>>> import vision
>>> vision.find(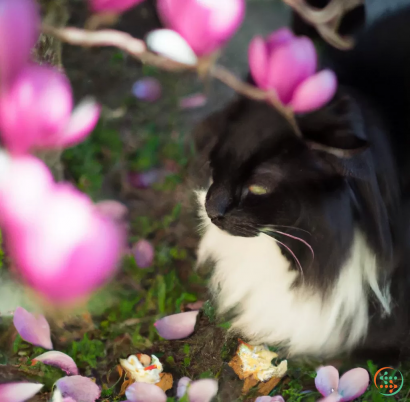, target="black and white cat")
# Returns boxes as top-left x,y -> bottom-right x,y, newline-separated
194,2 -> 410,360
